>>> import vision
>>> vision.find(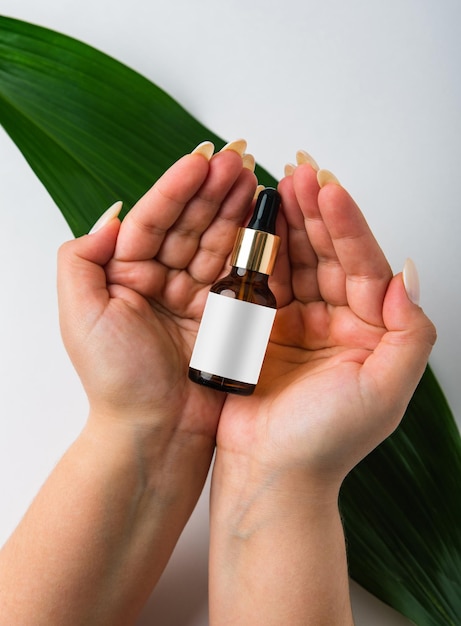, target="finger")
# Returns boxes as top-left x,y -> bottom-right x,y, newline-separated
105,166 -> 257,300
158,149 -> 255,271
186,166 -> 257,284
277,170 -> 320,304
58,219 -> 120,341
360,269 -> 437,437
114,151 -> 212,262
267,207 -> 293,307
292,164 -> 348,307
317,180 -> 392,326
